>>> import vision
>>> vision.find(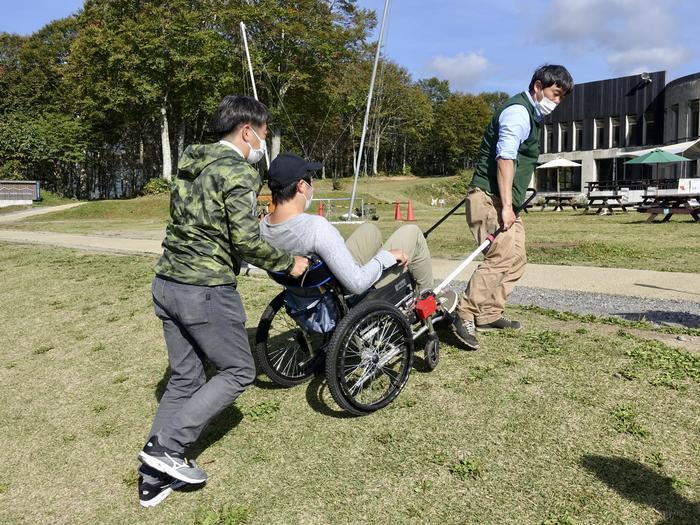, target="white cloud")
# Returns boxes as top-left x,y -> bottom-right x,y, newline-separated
427,52 -> 489,91
539,0 -> 690,75
607,47 -> 691,76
